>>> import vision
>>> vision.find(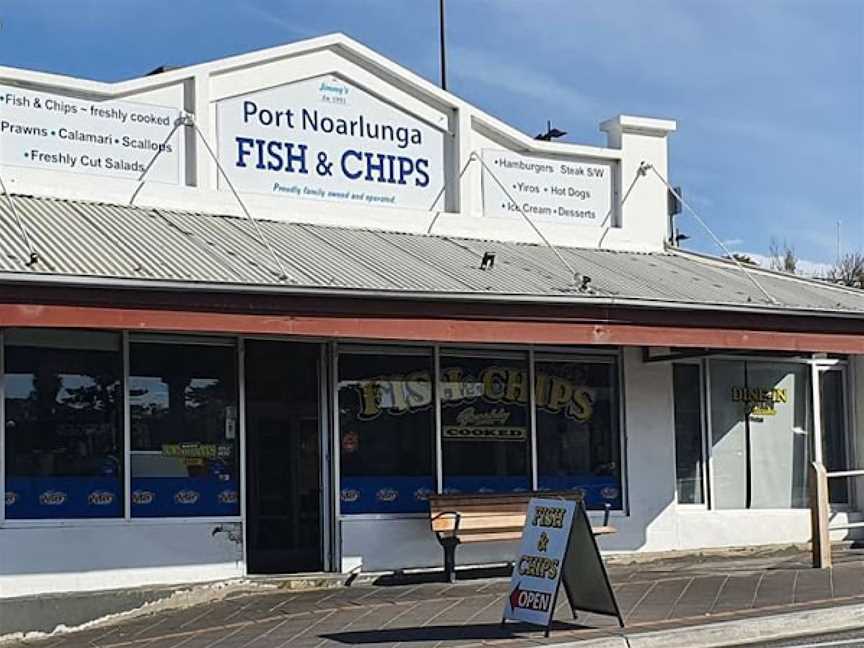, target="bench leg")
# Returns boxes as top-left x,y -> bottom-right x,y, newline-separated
441,537 -> 459,583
